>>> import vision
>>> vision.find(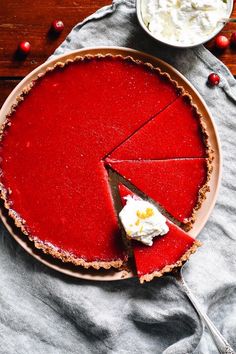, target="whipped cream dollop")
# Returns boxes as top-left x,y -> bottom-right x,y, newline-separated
141,0 -> 228,46
119,196 -> 169,246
